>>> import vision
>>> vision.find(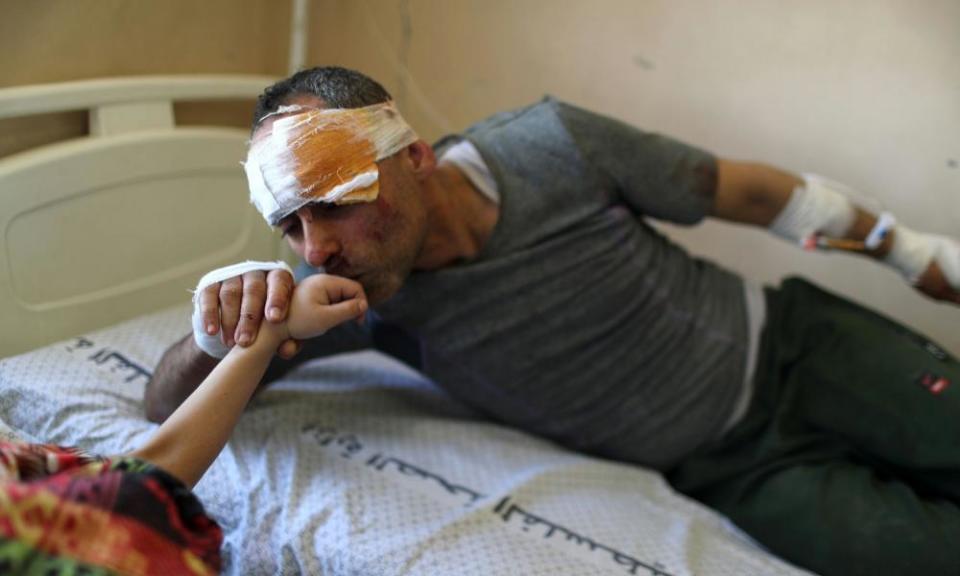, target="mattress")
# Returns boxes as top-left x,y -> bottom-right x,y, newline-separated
0,306 -> 813,575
